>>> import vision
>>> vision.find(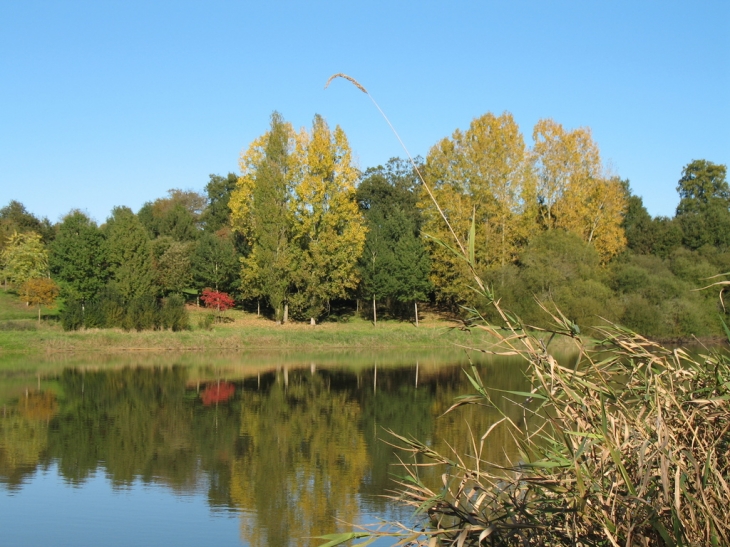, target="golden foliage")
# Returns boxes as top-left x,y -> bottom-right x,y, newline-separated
230,374 -> 369,547
22,276 -> 60,320
421,112 -> 535,306
290,116 -> 367,315
533,119 -> 627,260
